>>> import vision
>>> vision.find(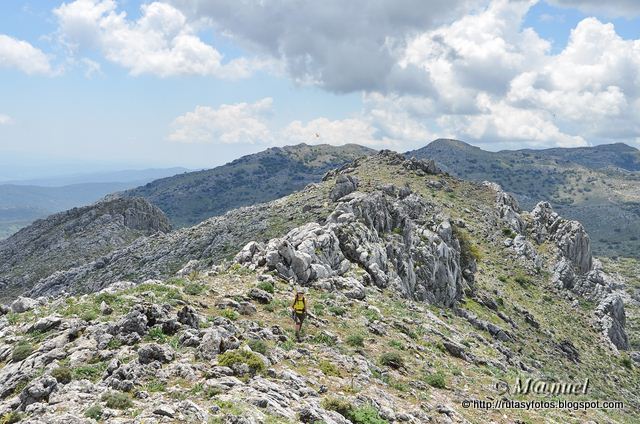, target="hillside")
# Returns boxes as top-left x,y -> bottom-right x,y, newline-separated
115,144 -> 375,228
0,198 -> 171,303
0,167 -> 187,240
0,152 -> 637,423
408,139 -> 640,258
